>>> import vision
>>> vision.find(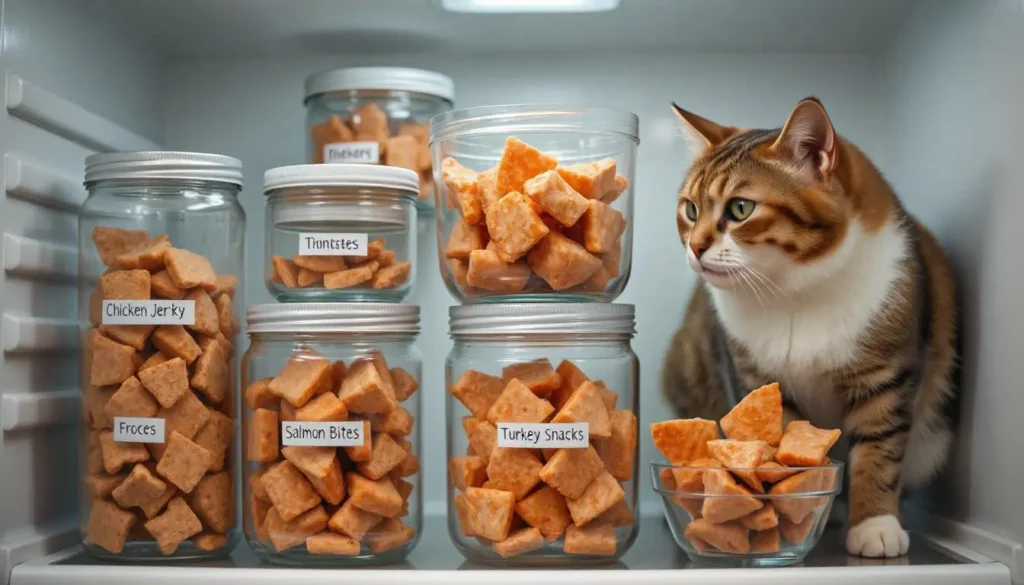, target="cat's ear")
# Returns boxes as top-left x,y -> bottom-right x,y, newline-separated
672,103 -> 737,153
772,97 -> 837,179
